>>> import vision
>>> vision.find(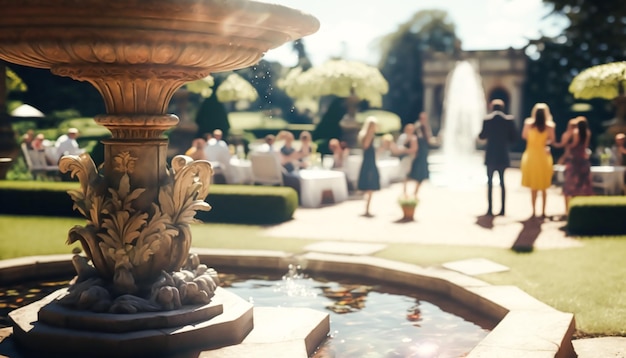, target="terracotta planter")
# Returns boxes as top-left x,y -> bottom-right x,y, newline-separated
400,204 -> 416,221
